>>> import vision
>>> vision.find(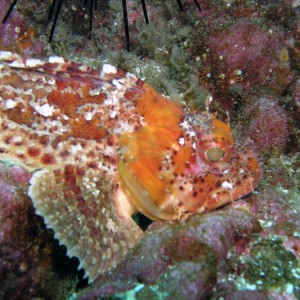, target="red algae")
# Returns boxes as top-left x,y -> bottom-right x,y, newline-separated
208,21 -> 284,85
0,0 -> 299,299
0,163 -> 78,300
0,0 -> 44,56
244,96 -> 289,152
